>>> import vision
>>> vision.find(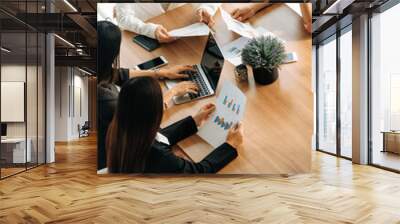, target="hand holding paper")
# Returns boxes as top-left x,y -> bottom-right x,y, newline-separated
226,122 -> 244,149
168,23 -> 210,38
198,82 -> 247,148
220,8 -> 259,39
